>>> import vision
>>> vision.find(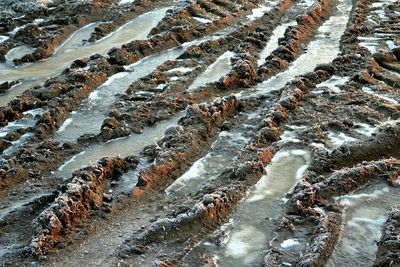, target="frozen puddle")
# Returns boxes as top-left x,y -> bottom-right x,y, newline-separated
328,131 -> 356,147
55,37 -> 213,143
0,108 -> 44,156
5,45 -> 36,62
54,116 -> 181,179
119,0 -> 135,5
165,131 -> 250,195
0,35 -> 10,44
193,17 -> 213,24
205,149 -> 311,267
188,51 -> 235,91
327,182 -> 399,266
354,122 -> 376,137
279,124 -> 307,144
359,0 -> 398,52
257,21 -> 297,67
0,8 -> 169,106
252,0 -> 352,95
362,86 -> 399,105
313,75 -> 350,94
